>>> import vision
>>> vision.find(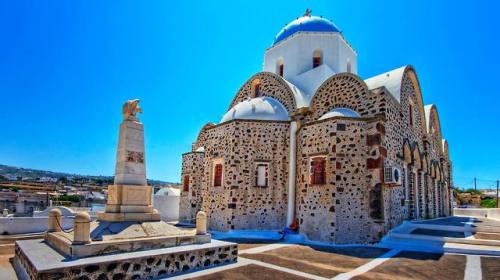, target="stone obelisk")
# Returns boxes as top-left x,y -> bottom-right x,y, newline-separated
97,99 -> 160,222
